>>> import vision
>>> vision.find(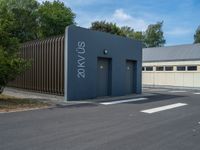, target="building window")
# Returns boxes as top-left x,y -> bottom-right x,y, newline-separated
177,66 -> 186,71
142,67 -> 145,71
165,66 -> 173,71
187,66 -> 197,71
156,66 -> 164,71
146,66 -> 153,71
